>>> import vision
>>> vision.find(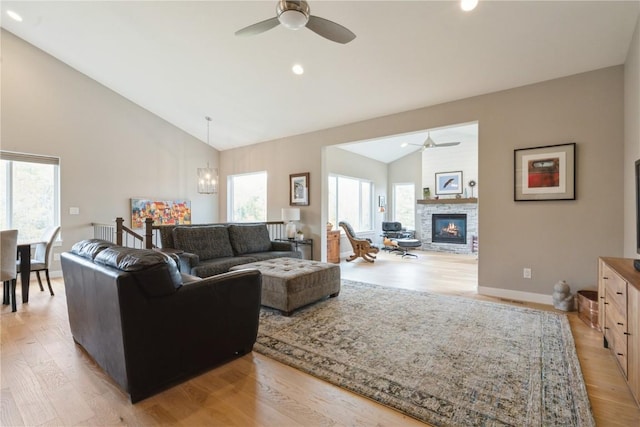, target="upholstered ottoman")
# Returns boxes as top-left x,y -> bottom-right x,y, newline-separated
394,238 -> 421,258
229,257 -> 341,315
